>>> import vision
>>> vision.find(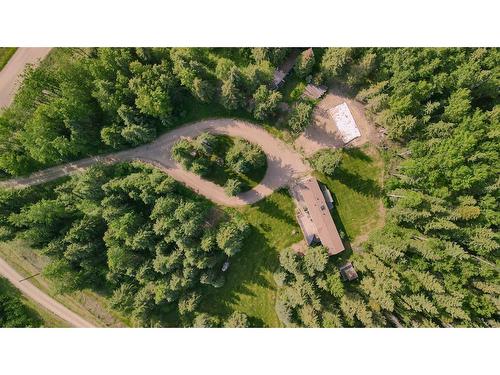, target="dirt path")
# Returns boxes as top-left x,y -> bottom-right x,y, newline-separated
0,47 -> 52,109
0,257 -> 95,328
1,118 -> 311,206
0,48 -> 97,328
